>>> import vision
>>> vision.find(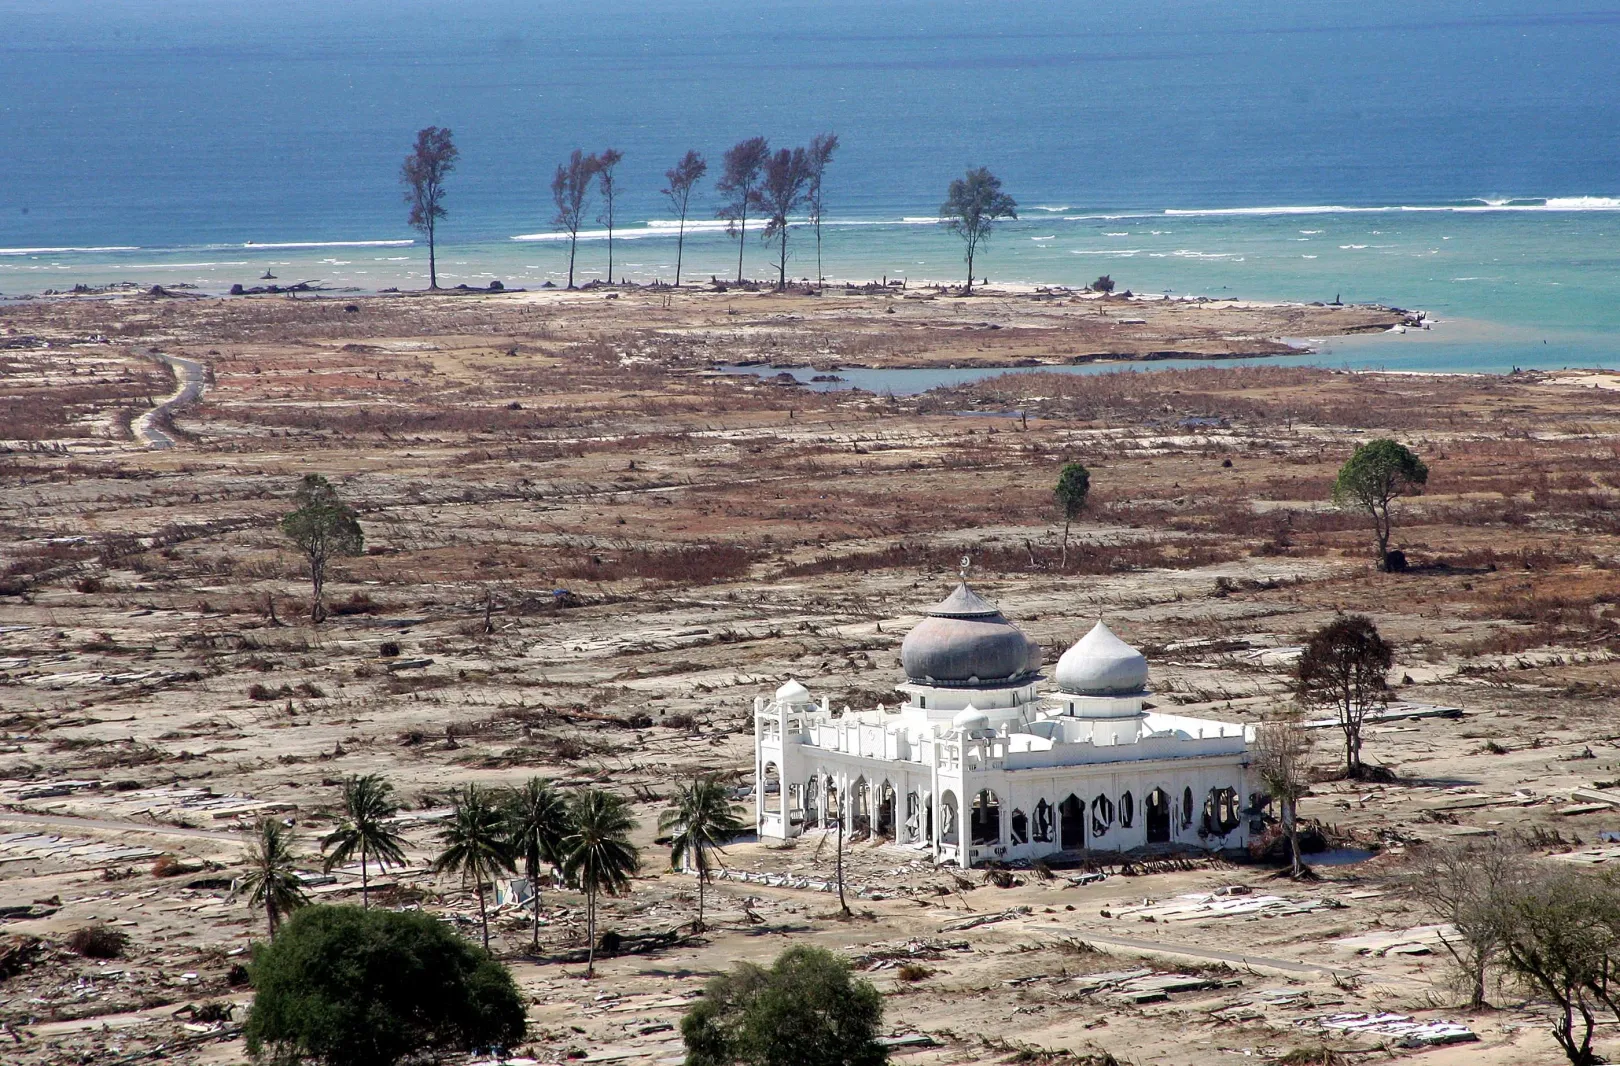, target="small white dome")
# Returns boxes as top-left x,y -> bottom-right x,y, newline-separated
1055,620 -> 1149,695
952,706 -> 990,734
775,679 -> 812,705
